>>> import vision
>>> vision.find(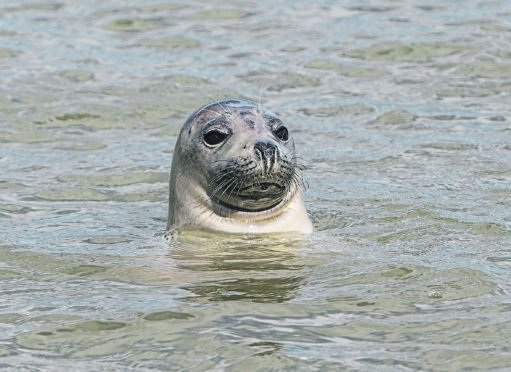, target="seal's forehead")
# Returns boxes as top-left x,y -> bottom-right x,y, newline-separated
180,99 -> 281,136
186,99 -> 273,123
